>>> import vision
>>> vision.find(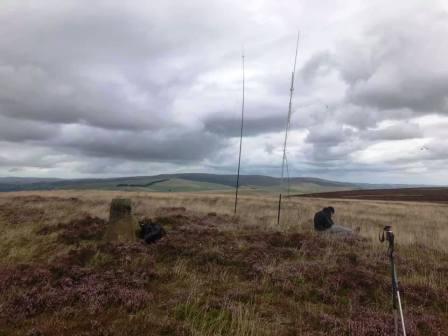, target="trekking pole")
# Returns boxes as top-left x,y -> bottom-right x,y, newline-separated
379,226 -> 407,336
